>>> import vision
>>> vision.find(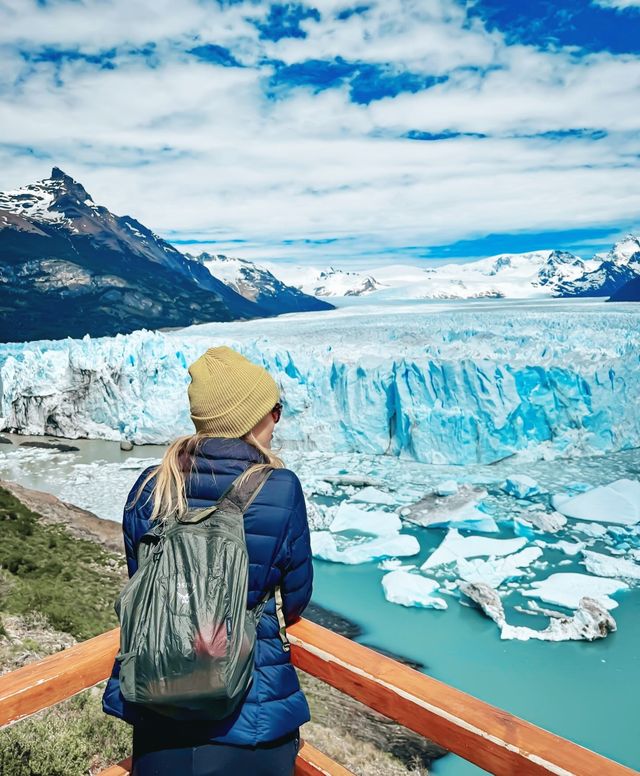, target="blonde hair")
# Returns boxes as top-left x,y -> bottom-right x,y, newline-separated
128,430 -> 284,523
